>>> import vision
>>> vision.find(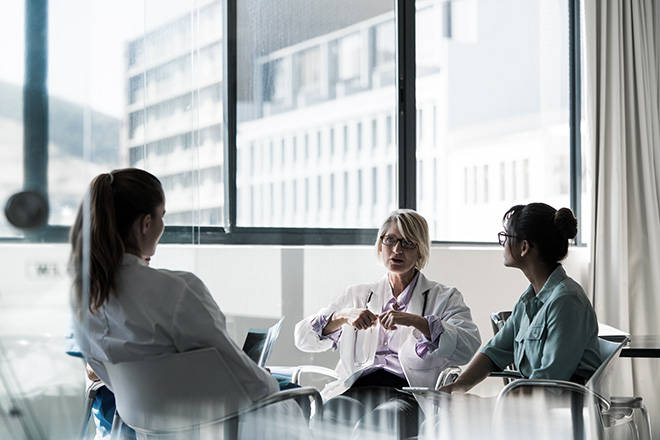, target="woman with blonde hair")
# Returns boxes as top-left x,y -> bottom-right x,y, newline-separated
295,209 -> 481,438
